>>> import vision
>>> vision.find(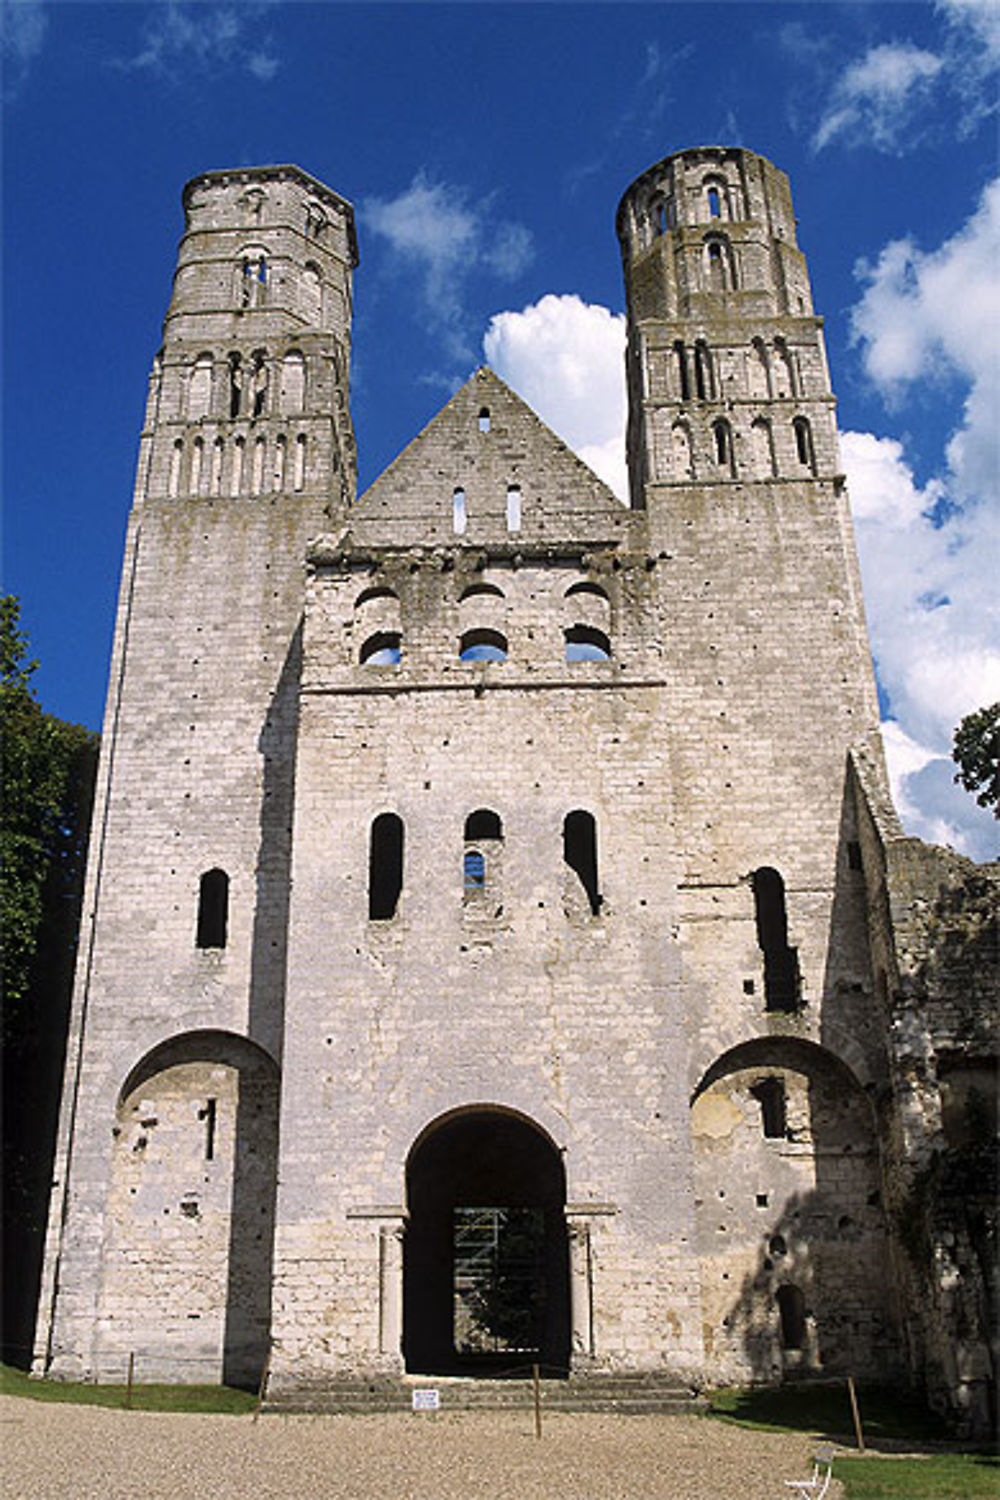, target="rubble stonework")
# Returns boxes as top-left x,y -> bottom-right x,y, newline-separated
32,151 -> 997,1432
